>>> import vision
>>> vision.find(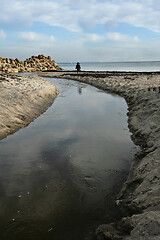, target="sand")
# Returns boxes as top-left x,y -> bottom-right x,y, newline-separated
38,71 -> 160,240
0,74 -> 59,140
0,70 -> 160,239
